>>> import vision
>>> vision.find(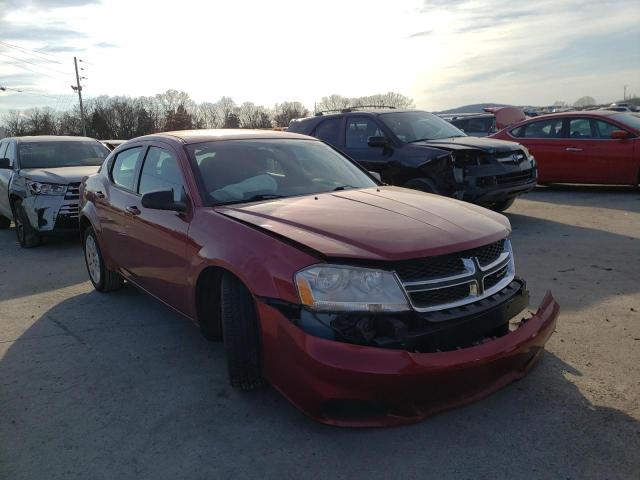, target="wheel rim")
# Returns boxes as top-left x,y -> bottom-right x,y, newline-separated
84,235 -> 101,285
